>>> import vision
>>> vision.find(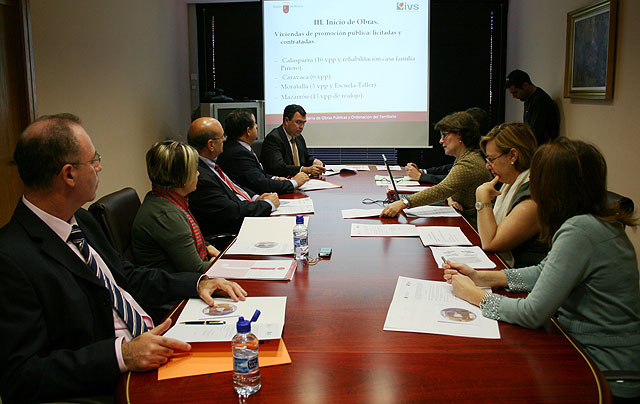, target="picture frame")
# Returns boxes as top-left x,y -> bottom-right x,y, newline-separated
564,0 -> 617,99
